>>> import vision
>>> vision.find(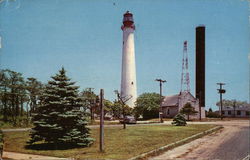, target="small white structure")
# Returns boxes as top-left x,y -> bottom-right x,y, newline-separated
120,11 -> 137,108
217,105 -> 250,118
161,91 -> 205,119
